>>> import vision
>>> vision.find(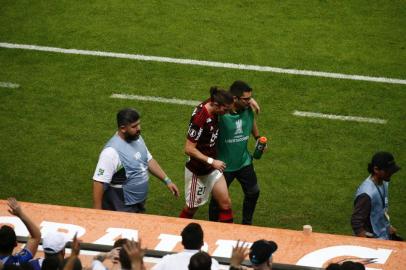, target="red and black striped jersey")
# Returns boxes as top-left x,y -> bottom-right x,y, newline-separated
186,100 -> 218,175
